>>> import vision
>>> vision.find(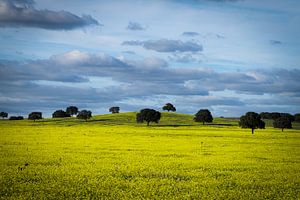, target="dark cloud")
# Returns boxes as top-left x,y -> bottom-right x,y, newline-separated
122,39 -> 203,53
126,21 -> 145,31
0,51 -> 128,83
182,32 -> 199,37
0,0 -> 100,30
